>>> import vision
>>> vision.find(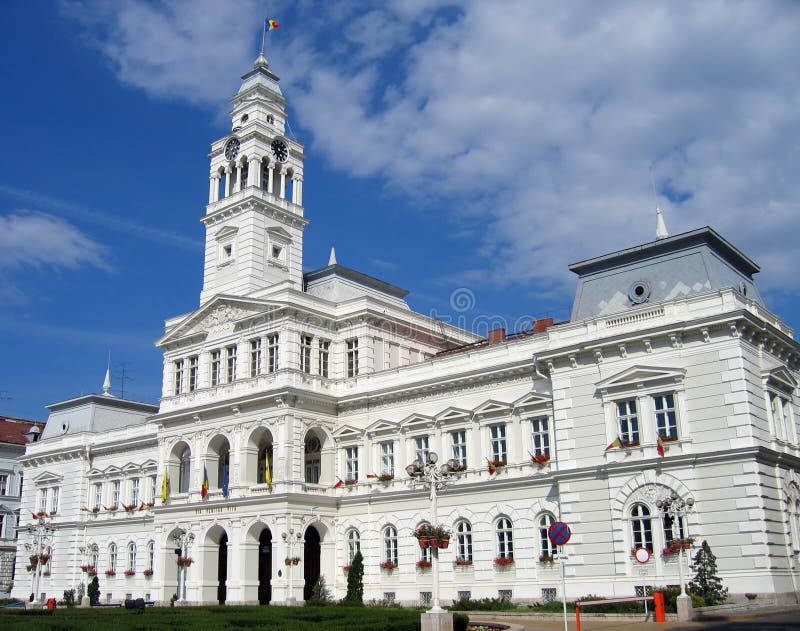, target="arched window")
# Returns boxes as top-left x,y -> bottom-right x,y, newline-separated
538,513 -> 557,558
258,443 -> 274,486
178,446 -> 191,493
146,541 -> 155,572
127,542 -> 136,572
218,444 -> 230,493
89,543 -> 98,569
383,526 -> 398,565
630,503 -> 653,552
108,543 -> 117,573
496,517 -> 513,559
346,529 -> 360,564
455,520 -> 473,563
